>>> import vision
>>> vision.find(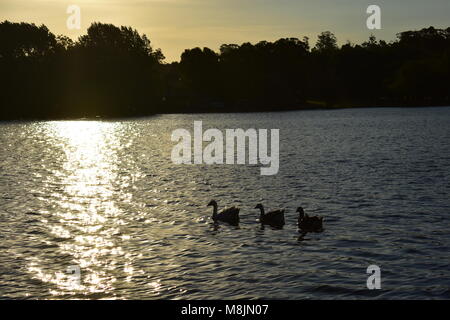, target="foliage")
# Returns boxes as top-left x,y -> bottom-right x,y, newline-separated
1,21 -> 449,119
